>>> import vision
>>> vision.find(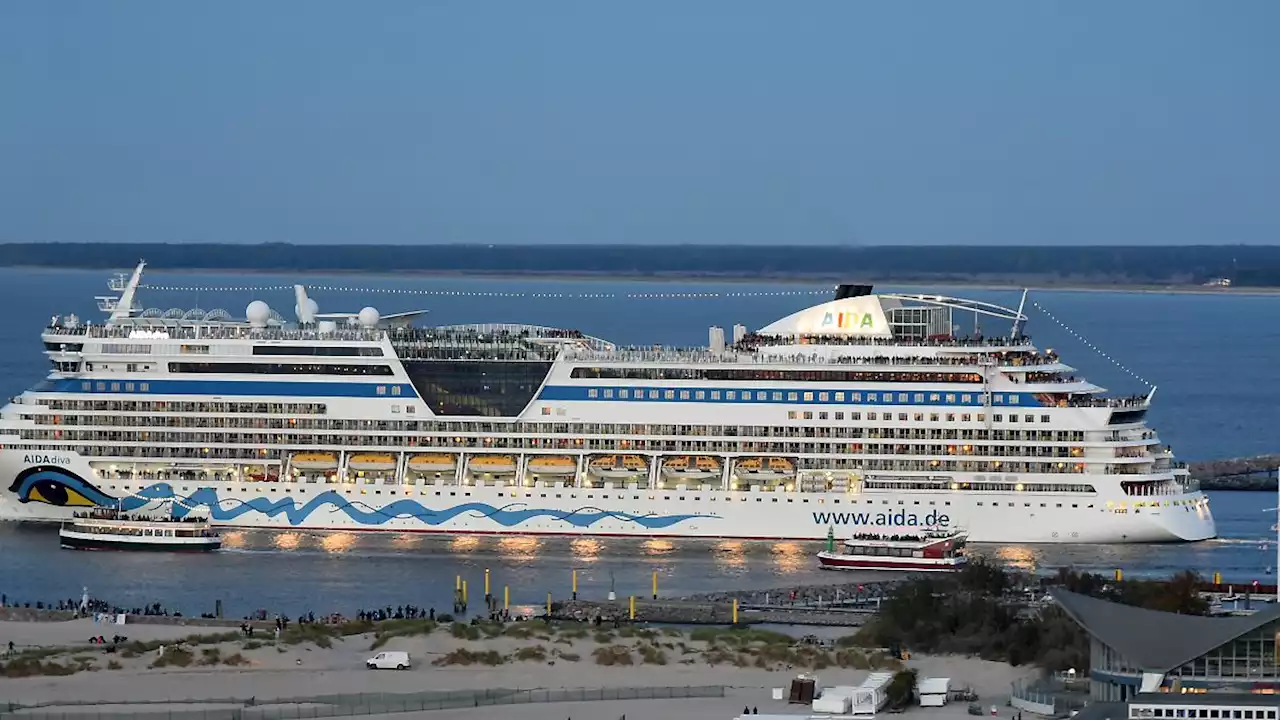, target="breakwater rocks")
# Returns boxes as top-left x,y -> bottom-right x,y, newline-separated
549,598 -> 869,627
1191,455 -> 1280,490
685,580 -> 898,607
